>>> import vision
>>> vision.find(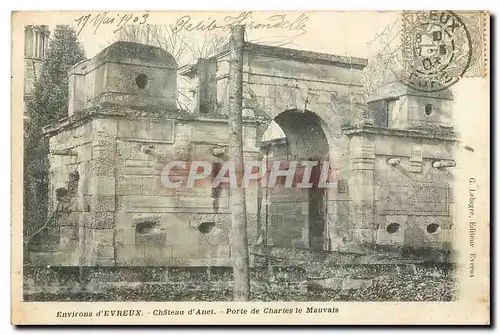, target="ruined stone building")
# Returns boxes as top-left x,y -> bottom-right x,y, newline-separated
31,41 -> 457,270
